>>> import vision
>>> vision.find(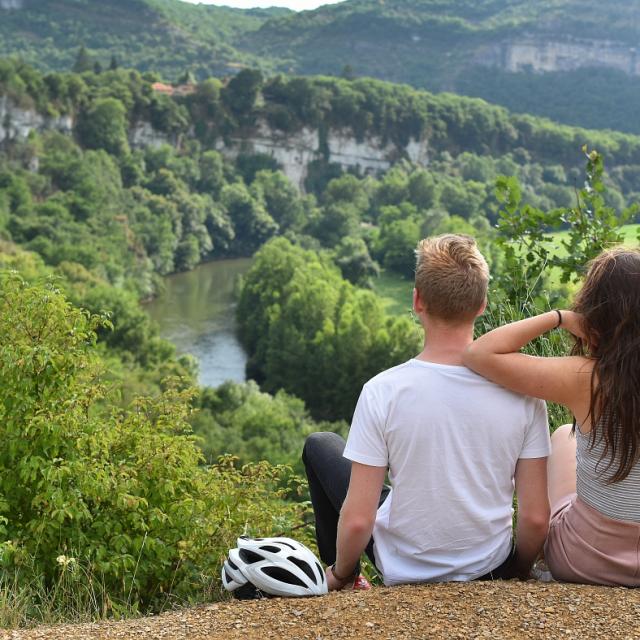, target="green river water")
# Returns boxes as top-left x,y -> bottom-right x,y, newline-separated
145,258 -> 252,388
